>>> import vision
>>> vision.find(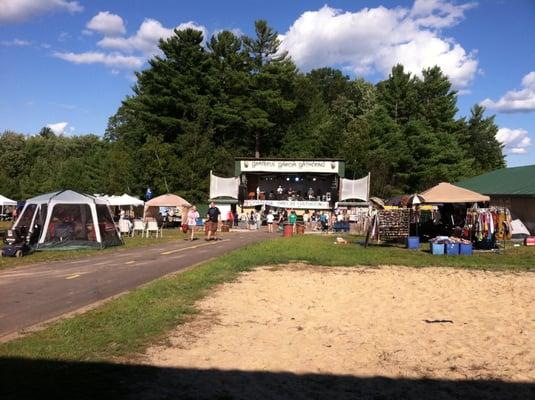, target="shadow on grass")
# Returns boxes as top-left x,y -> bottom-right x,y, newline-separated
2,357 -> 534,400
